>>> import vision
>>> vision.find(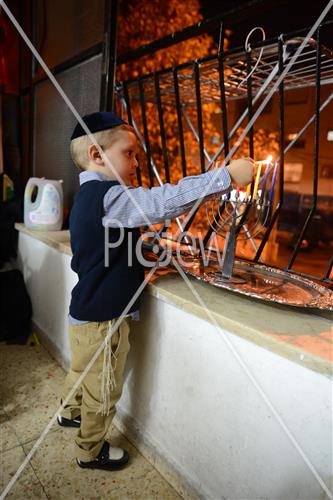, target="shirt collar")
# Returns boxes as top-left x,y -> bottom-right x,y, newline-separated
79,170 -> 113,185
